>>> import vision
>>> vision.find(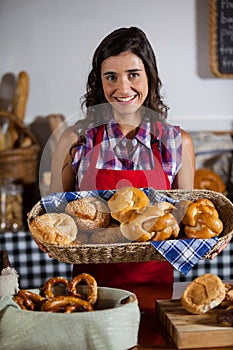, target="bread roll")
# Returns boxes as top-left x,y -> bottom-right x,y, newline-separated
108,186 -> 150,223
216,308 -> 233,326
181,274 -> 226,314
194,168 -> 226,193
29,213 -> 78,245
220,283 -> 233,308
75,231 -> 90,244
65,196 -> 111,231
89,223 -> 129,244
